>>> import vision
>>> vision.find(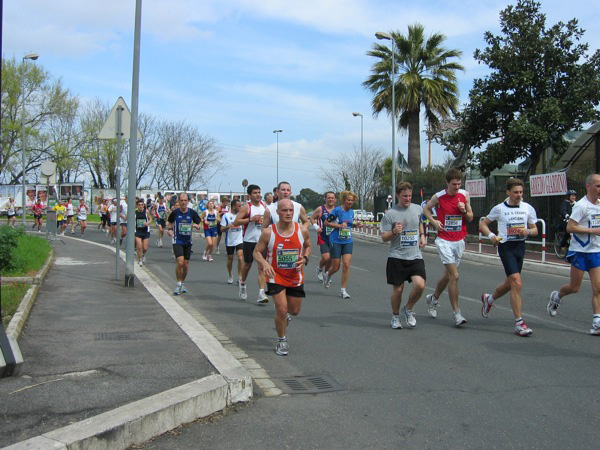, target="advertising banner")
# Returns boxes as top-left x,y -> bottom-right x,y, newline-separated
530,172 -> 567,197
465,179 -> 486,198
